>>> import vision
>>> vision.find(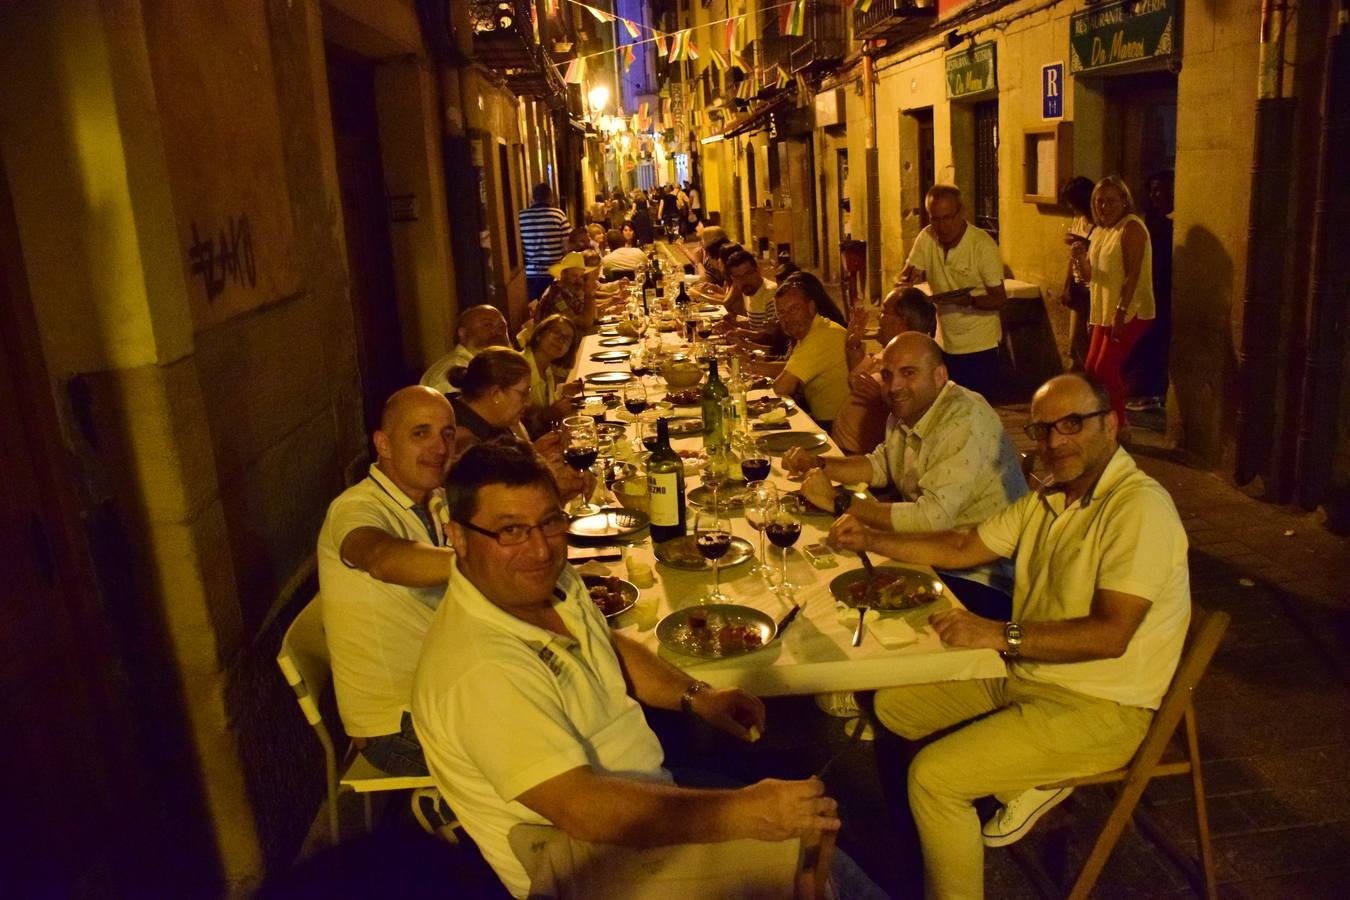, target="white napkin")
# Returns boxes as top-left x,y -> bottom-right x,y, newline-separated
834,603 -> 919,650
